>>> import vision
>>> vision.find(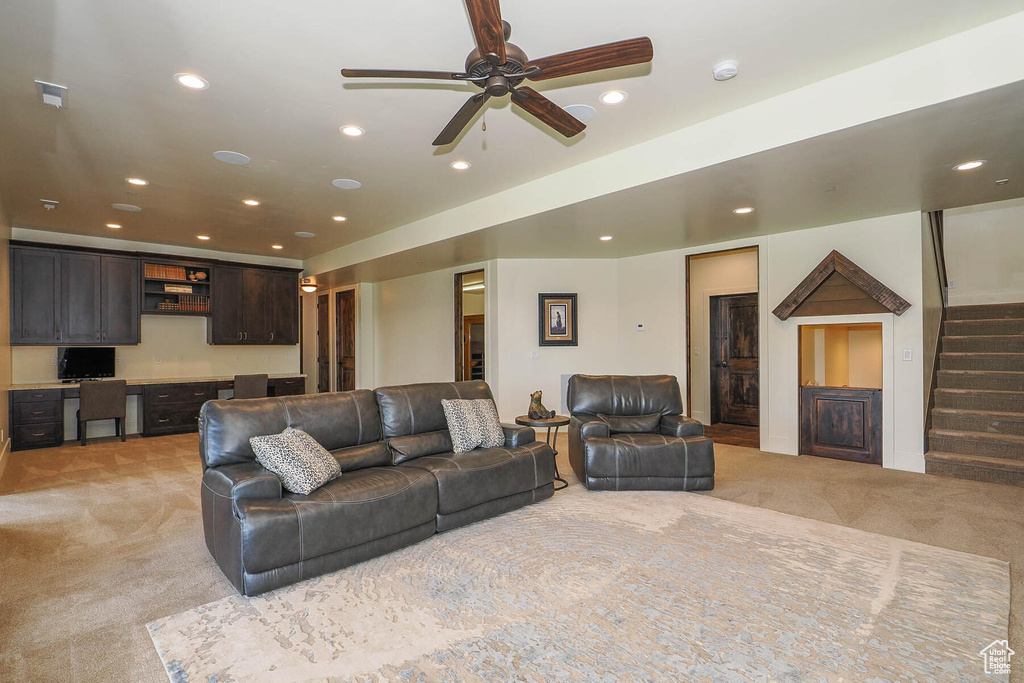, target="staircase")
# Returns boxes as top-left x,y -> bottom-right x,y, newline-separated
926,302 -> 1024,487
